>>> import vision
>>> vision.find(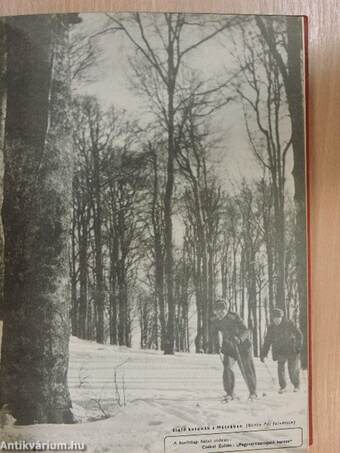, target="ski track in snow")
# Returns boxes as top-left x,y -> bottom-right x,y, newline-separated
0,336 -> 308,453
